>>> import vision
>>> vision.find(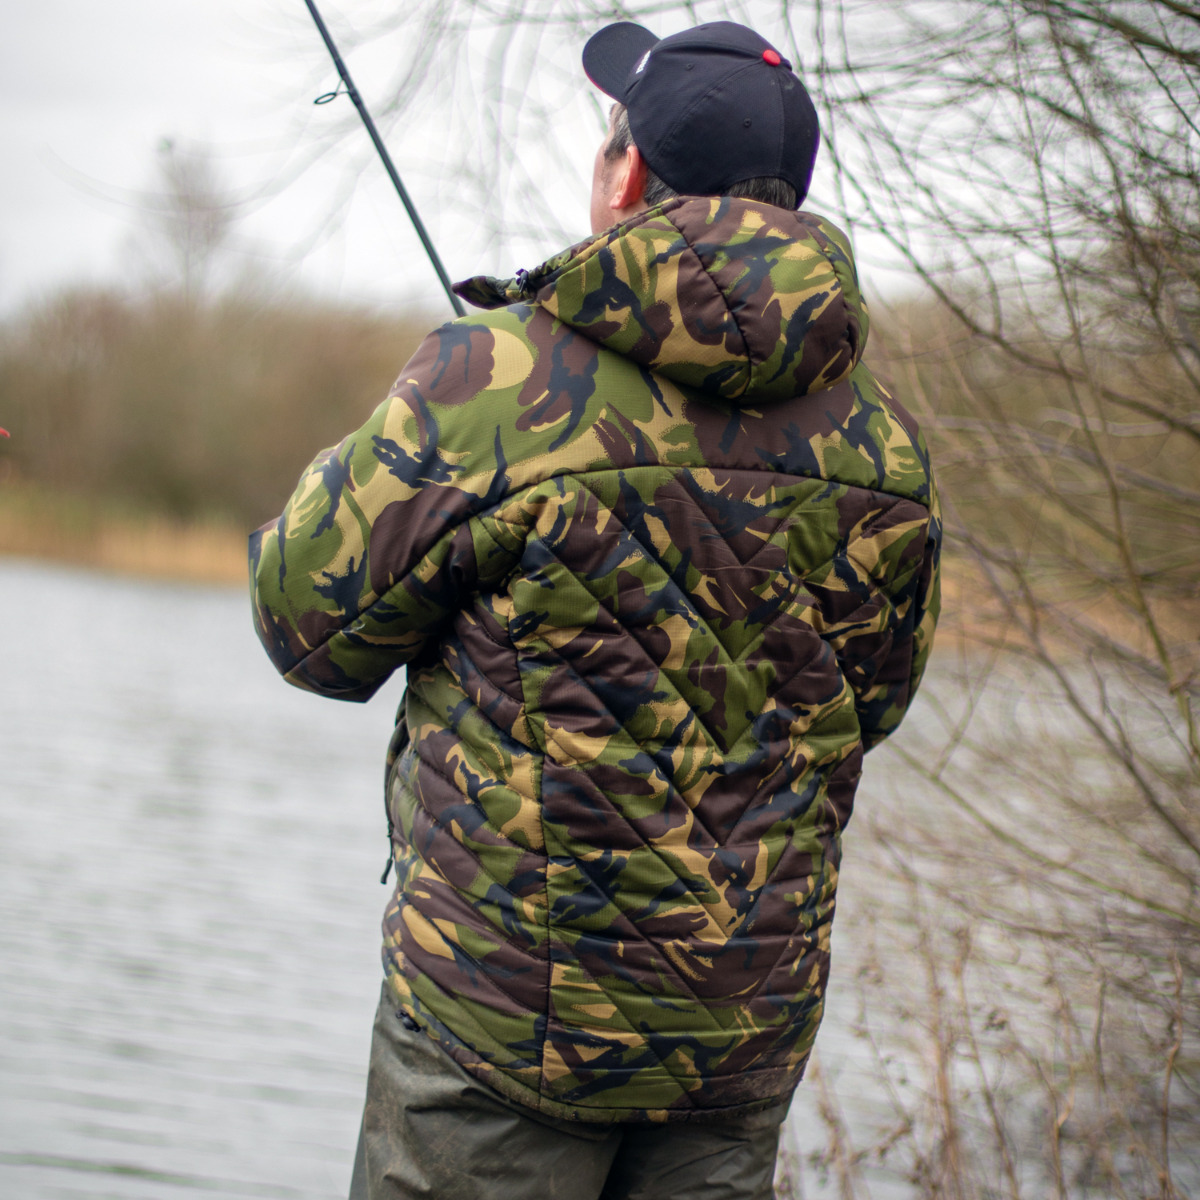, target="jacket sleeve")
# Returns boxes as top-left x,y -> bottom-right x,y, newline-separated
248,325 -> 528,703
809,479 -> 942,752
843,484 -> 941,750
